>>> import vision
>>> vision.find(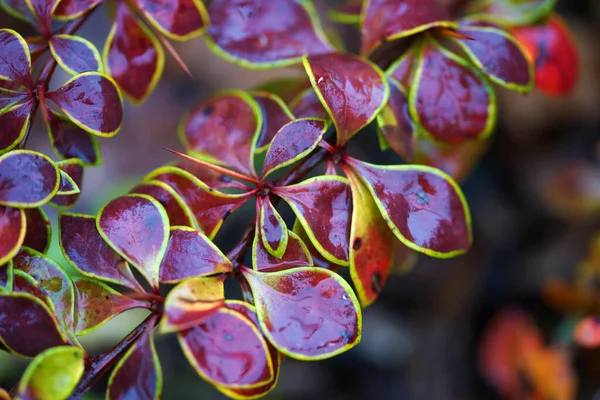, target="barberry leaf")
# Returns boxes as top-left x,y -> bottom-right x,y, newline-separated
512,14 -> 579,97
254,77 -> 311,103
303,53 -> 389,145
0,205 -> 25,265
346,158 -> 472,257
0,260 -> 12,290
135,0 -> 209,41
275,176 -> 351,265
329,0 -> 362,24
451,26 -> 534,92
0,100 -> 34,154
178,307 -> 274,388
409,38 -> 496,143
104,1 -> 164,104
292,219 -> 337,269
346,169 -> 396,307
16,346 -> 84,400
289,88 -> 329,120
23,207 -> 51,254
161,276 -> 225,333
0,29 -> 33,88
0,292 -> 67,357
73,277 -> 148,335
54,0 -> 102,20
25,0 -> 61,29
387,47 -> 417,89
251,91 -> 294,152
261,118 -> 327,178
377,79 -> 416,161
50,159 -> 84,208
252,227 -> 312,272
241,266 -> 361,360
59,212 -> 142,292
466,0 -> 556,26
179,91 -> 262,178
49,34 -> 103,75
107,327 -> 162,400
258,197 -> 288,258
360,0 -> 455,55
0,0 -> 33,23
55,168 -> 79,196
159,226 -> 233,283
97,194 -> 169,290
47,110 -> 101,166
0,150 -> 60,208
131,181 -> 196,228
206,0 -> 333,68
171,159 -> 250,191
